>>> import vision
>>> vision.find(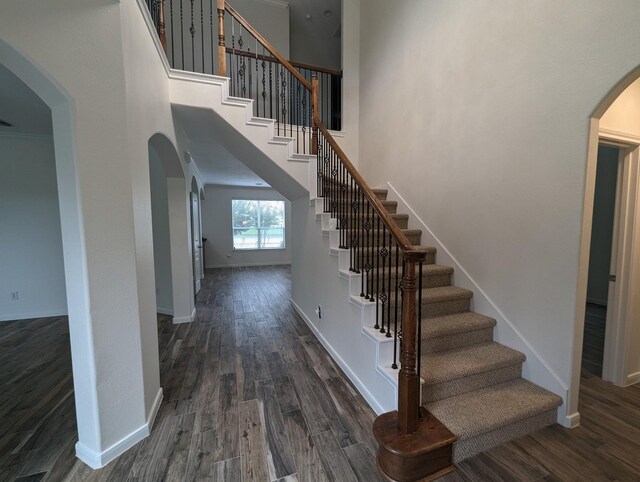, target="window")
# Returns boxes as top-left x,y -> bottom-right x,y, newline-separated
232,200 -> 285,250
